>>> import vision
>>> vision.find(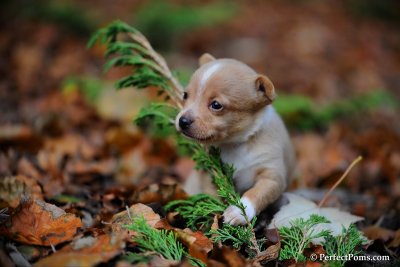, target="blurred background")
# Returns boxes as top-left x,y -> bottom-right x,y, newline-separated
1,0 -> 399,233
